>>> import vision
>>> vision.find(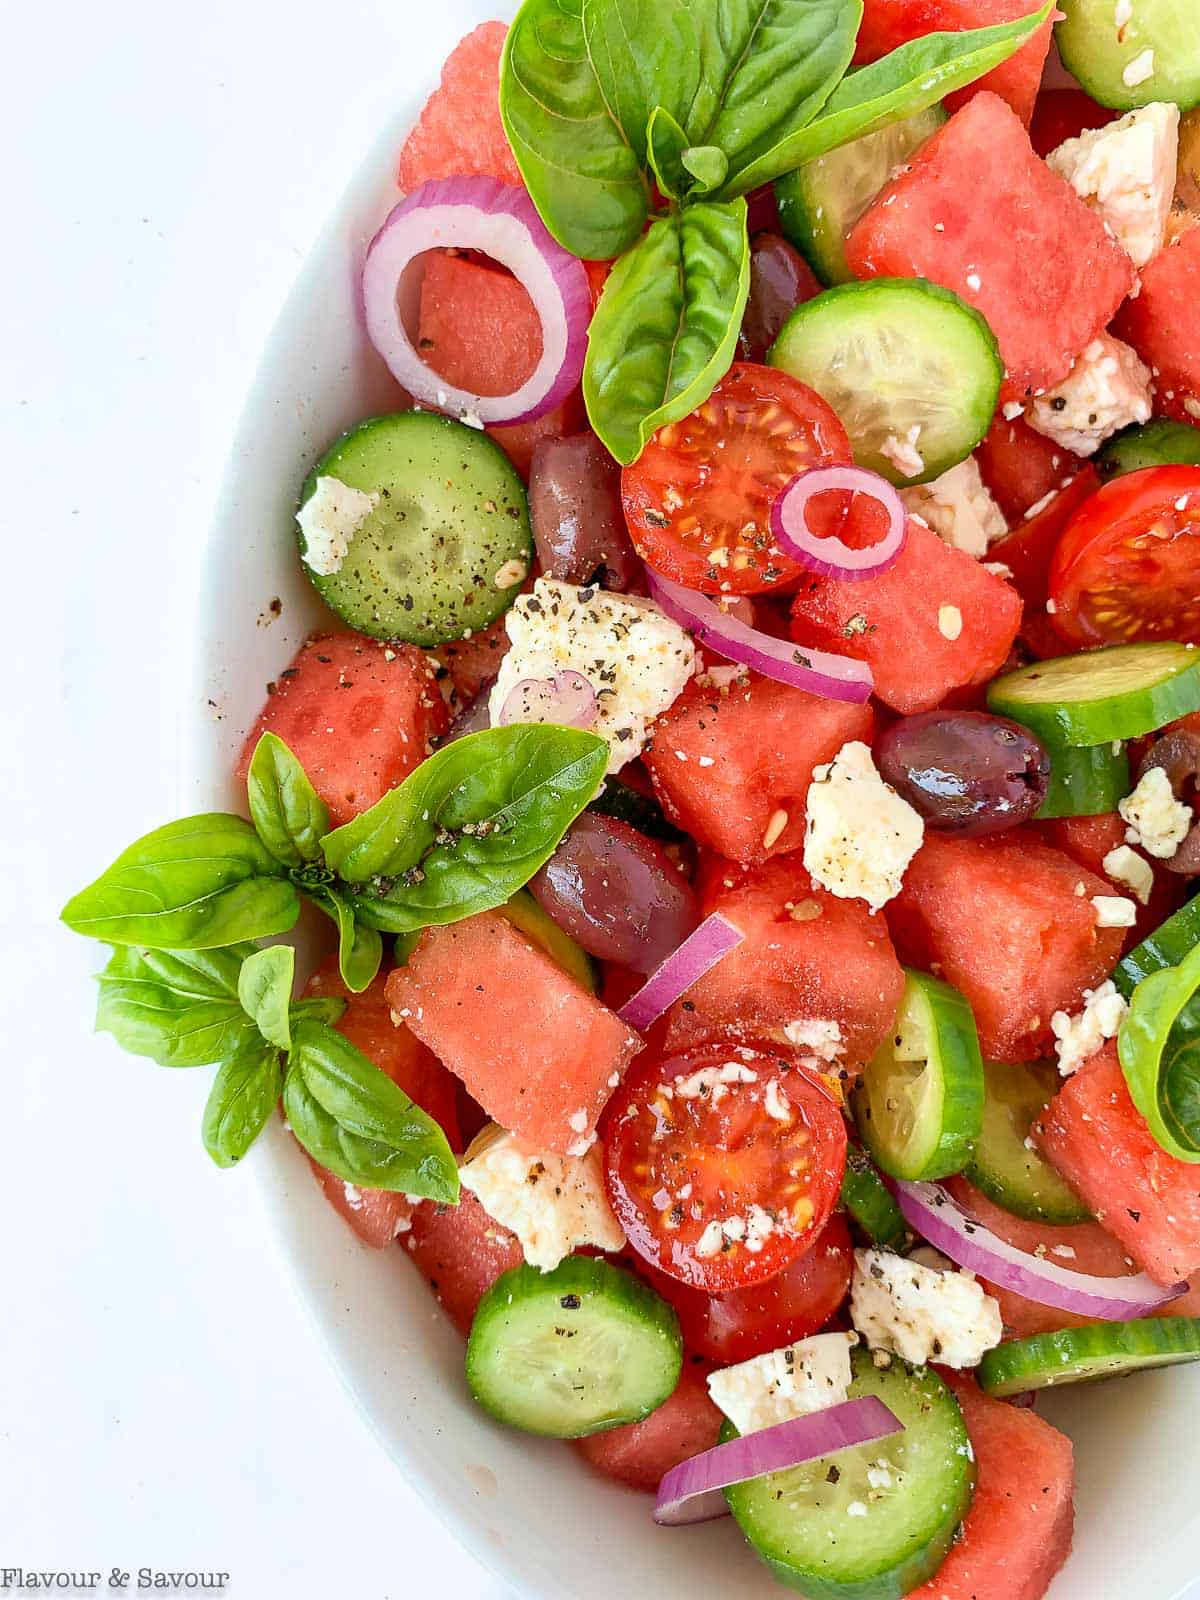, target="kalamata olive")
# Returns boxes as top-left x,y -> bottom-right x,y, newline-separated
737,234 -> 821,362
529,433 -> 640,590
1138,729 -> 1200,873
875,711 -> 1050,835
529,813 -> 699,973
